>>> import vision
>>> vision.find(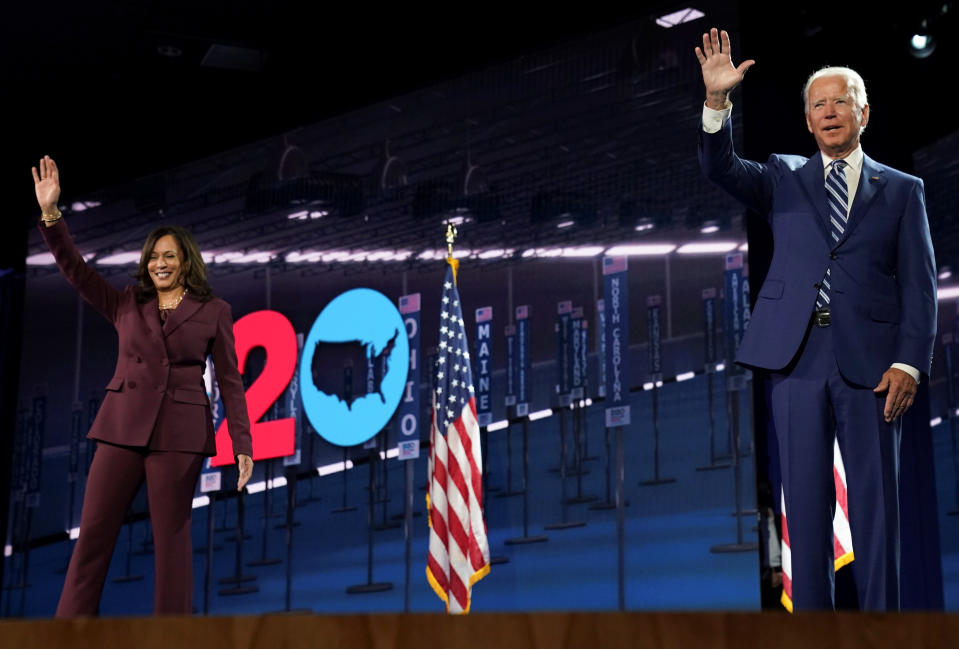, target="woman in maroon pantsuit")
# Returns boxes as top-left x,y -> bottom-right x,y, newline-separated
32,156 -> 254,616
